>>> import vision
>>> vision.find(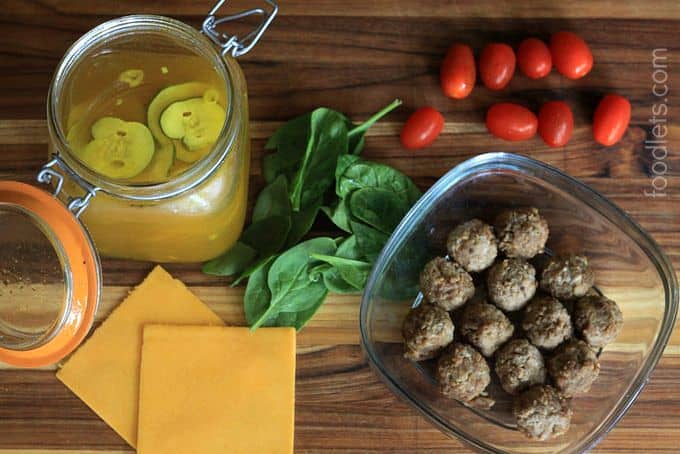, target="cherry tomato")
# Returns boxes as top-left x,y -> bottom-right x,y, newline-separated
593,94 -> 631,146
486,103 -> 538,141
537,101 -> 574,147
400,107 -> 445,149
440,43 -> 476,99
550,31 -> 593,80
479,43 -> 516,90
517,38 -> 552,79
